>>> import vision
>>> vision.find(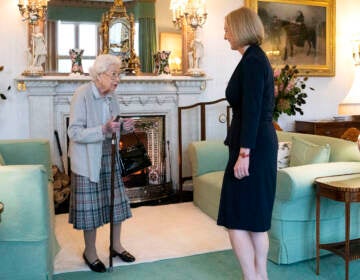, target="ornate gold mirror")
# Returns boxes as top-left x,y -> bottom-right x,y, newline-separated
100,0 -> 140,74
